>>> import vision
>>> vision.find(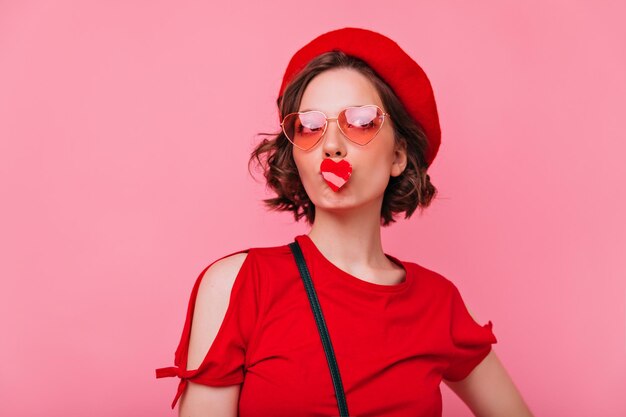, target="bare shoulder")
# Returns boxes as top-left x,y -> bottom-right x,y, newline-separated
179,253 -> 249,417
197,252 -> 249,294
187,252 -> 249,370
